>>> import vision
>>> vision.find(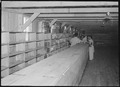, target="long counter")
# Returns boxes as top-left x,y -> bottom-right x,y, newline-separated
1,43 -> 89,86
